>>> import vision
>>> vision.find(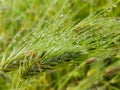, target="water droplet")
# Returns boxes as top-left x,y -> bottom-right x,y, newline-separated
33,32 -> 36,35
76,66 -> 80,70
59,14 -> 64,18
113,4 -> 117,8
99,40 -> 106,45
107,8 -> 112,12
44,20 -> 48,23
16,33 -> 20,37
